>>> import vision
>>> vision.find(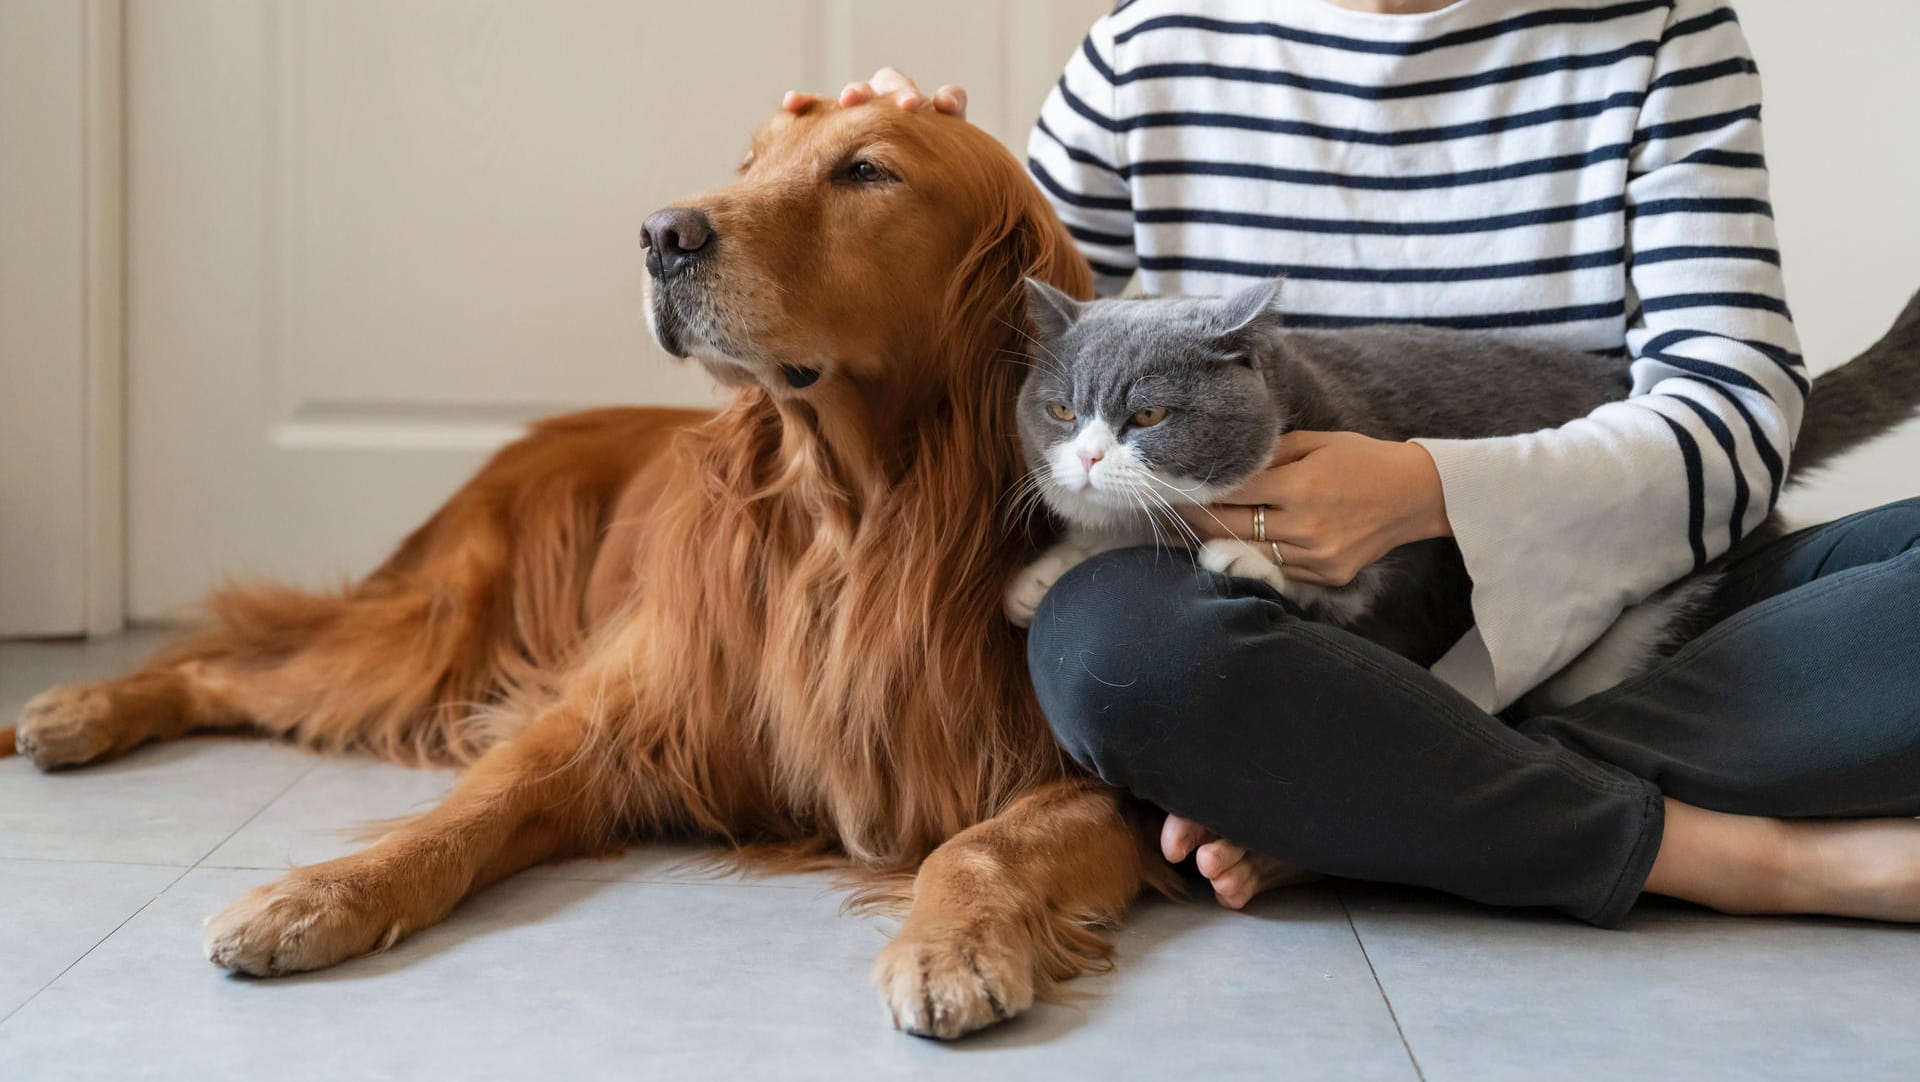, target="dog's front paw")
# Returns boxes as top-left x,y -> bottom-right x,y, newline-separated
13,686 -> 117,770
1003,546 -> 1085,628
205,865 -> 410,977
1199,538 -> 1289,593
873,924 -> 1037,1039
